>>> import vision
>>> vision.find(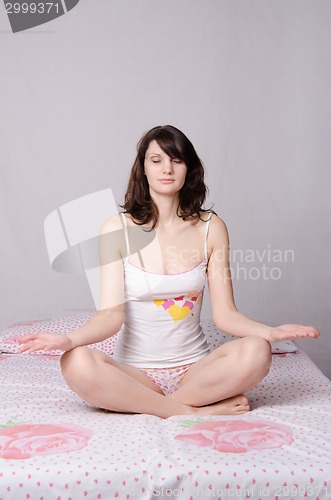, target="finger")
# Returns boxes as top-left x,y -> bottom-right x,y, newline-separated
18,334 -> 41,343
294,325 -> 320,338
19,340 -> 46,353
293,325 -> 319,335
18,344 -> 31,353
31,343 -> 60,353
306,326 -> 320,337
289,328 -> 319,340
27,344 -> 47,353
43,345 -> 55,351
18,340 -> 39,351
288,324 -> 311,332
